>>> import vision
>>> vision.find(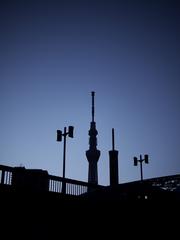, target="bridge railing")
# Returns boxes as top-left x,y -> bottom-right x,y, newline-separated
0,165 -> 13,185
48,174 -> 104,195
145,174 -> 180,191
49,175 -> 87,195
0,164 -> 102,195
